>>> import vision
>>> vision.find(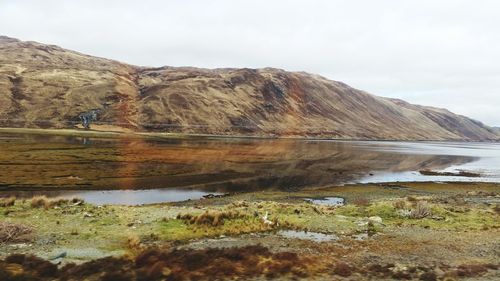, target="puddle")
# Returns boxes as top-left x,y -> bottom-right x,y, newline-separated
304,197 -> 345,206
0,189 -> 221,205
352,233 -> 369,241
277,230 -> 338,242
